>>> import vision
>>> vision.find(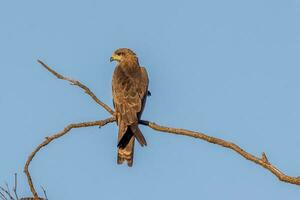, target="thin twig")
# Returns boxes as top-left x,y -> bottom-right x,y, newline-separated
13,174 -> 18,200
4,184 -> 11,199
40,187 -> 47,200
0,191 -> 8,200
0,186 -> 13,200
24,117 -> 115,199
37,60 -> 114,115
139,120 -> 300,185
